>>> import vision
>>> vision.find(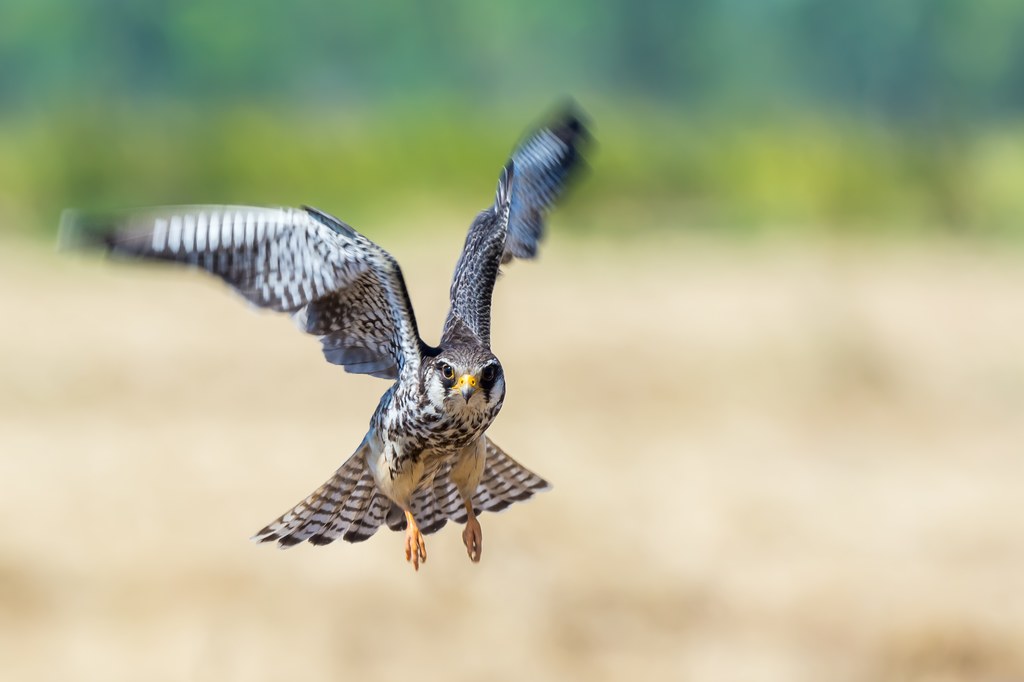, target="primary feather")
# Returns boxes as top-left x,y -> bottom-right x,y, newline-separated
60,204 -> 425,379
443,105 -> 590,346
